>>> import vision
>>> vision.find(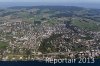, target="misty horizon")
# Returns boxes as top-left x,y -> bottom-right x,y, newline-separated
0,2 -> 100,9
